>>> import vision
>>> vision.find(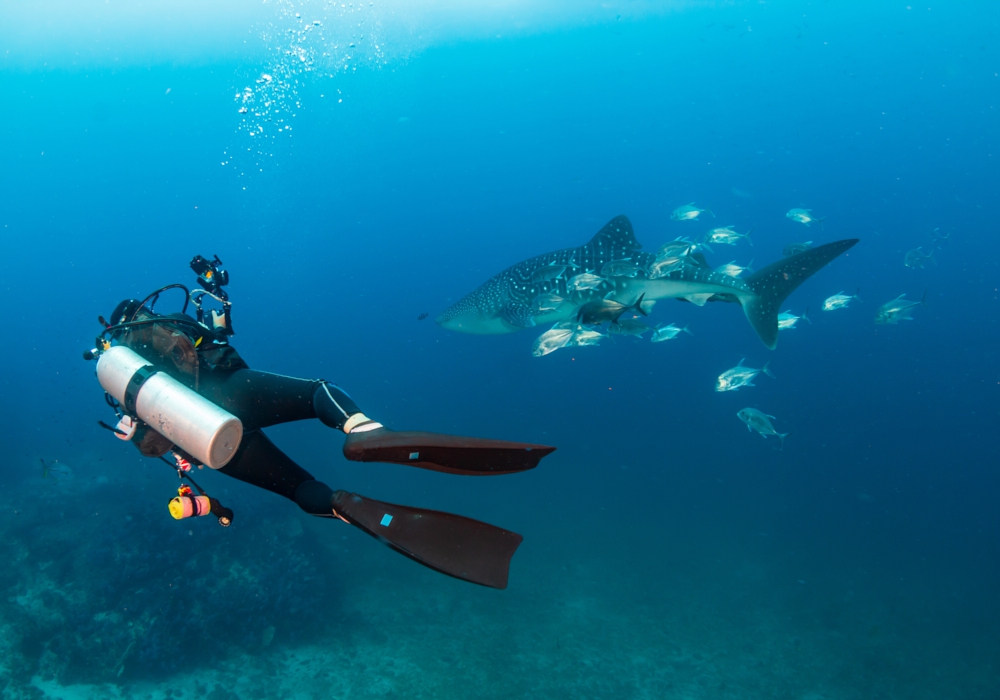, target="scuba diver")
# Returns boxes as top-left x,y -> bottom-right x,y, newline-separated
84,254 -> 555,589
